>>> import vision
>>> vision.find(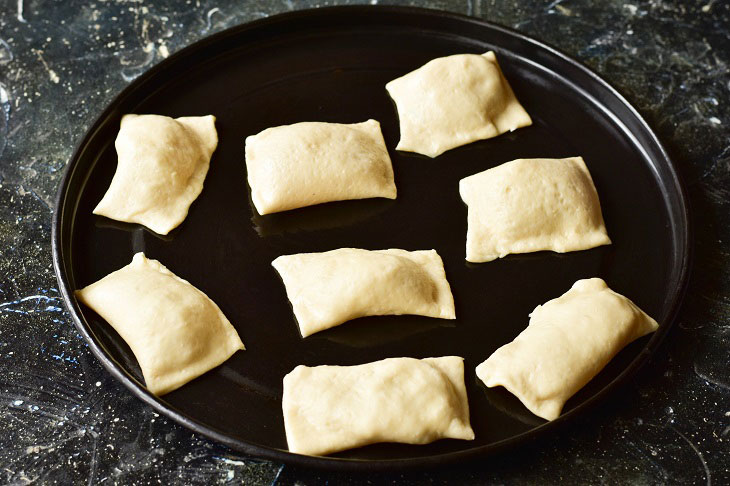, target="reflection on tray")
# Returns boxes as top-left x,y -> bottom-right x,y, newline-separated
250,197 -> 395,236
94,215 -> 177,242
313,314 -> 456,348
215,366 -> 280,402
479,380 -> 546,427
